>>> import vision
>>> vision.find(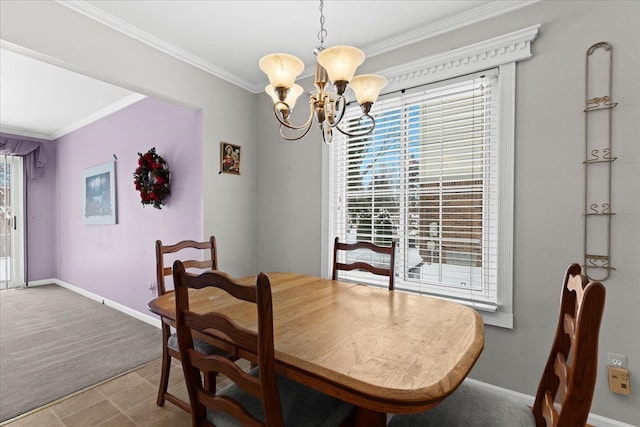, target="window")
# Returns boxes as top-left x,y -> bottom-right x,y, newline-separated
330,69 -> 499,302
325,25 -> 540,328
